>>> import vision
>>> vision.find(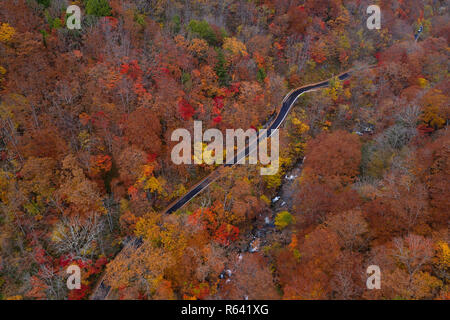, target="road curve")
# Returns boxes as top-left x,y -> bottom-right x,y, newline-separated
163,71 -> 351,214
90,71 -> 352,300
